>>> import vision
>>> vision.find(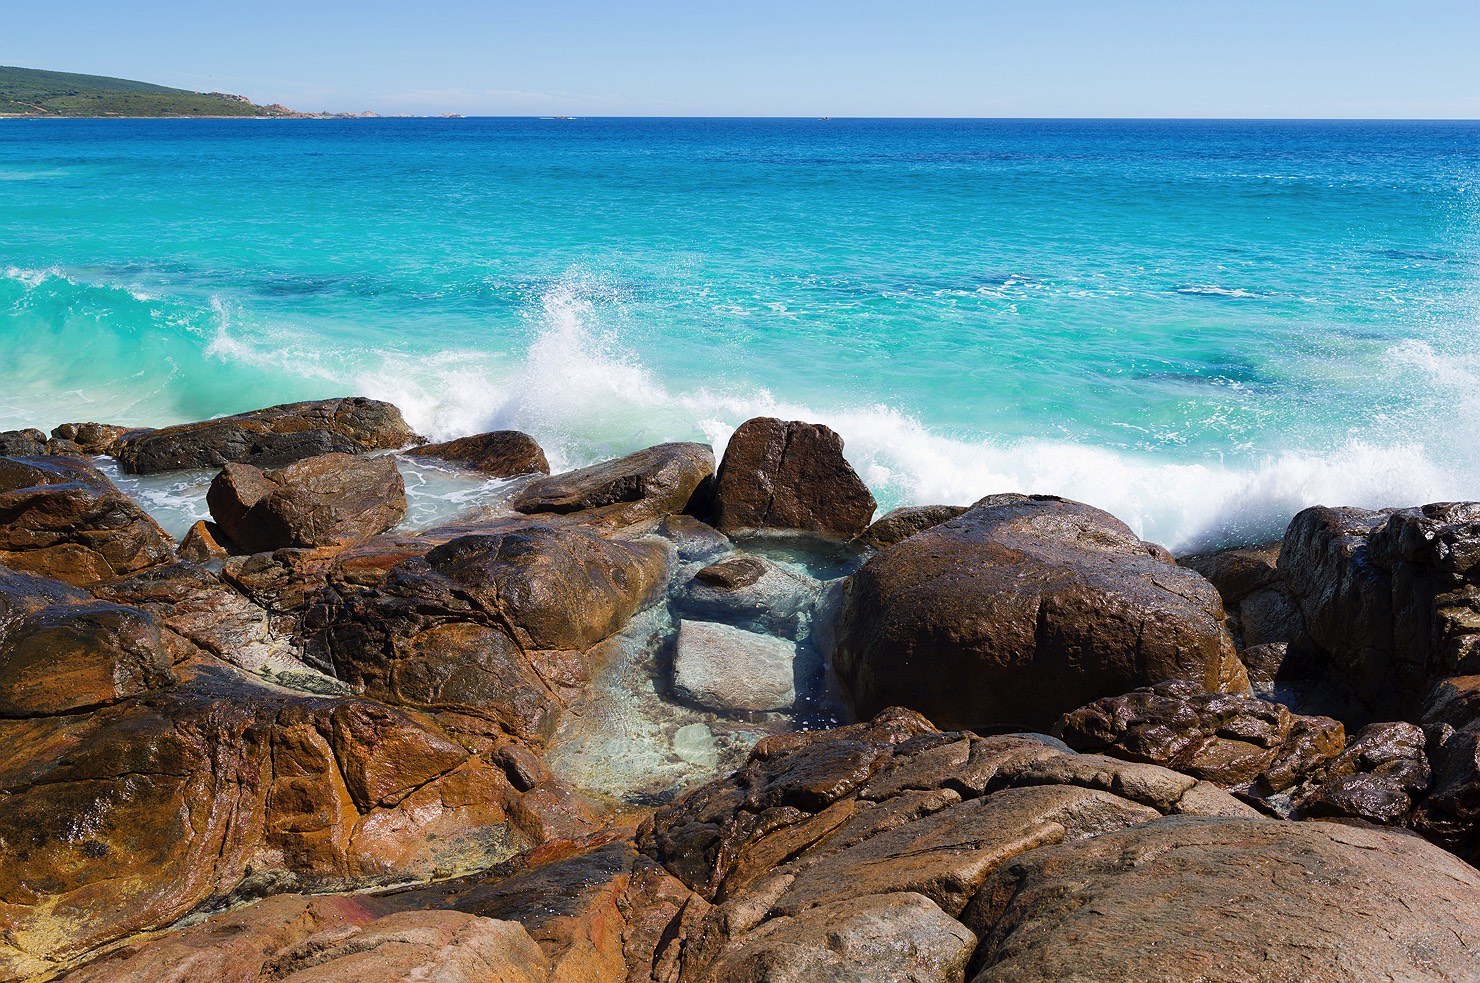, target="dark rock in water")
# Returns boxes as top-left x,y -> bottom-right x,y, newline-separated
962,815 -> 1480,983
177,518 -> 232,561
0,429 -> 48,456
711,417 -> 876,538
50,422 -> 133,455
834,495 -> 1245,732
856,504 -> 968,551
408,429 -> 550,478
207,452 -> 407,553
310,524 -> 671,741
0,455 -> 174,586
115,396 -> 419,474
1279,502 -> 1480,721
679,553 -> 820,639
510,442 -> 713,526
